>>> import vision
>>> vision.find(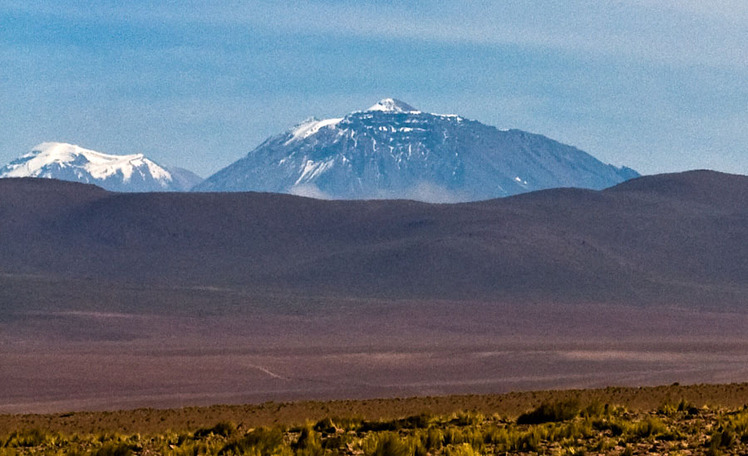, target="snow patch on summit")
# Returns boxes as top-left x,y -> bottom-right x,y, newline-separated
286,117 -> 343,144
2,142 -> 171,182
366,98 -> 420,113
0,142 -> 197,192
